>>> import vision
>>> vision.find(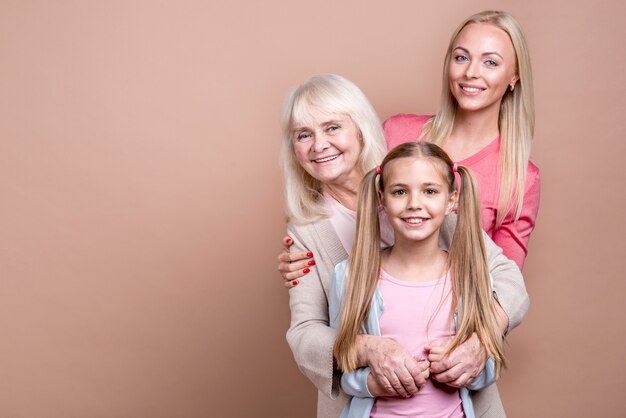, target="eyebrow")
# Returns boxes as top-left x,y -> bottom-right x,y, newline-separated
388,182 -> 444,188
292,118 -> 344,133
453,46 -> 503,60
